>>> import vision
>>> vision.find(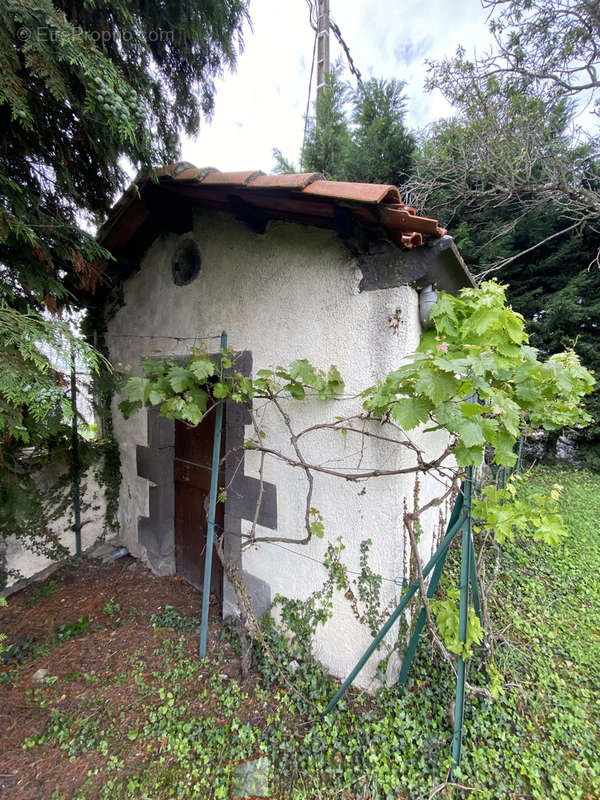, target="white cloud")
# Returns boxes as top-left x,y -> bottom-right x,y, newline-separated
182,0 -> 493,173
